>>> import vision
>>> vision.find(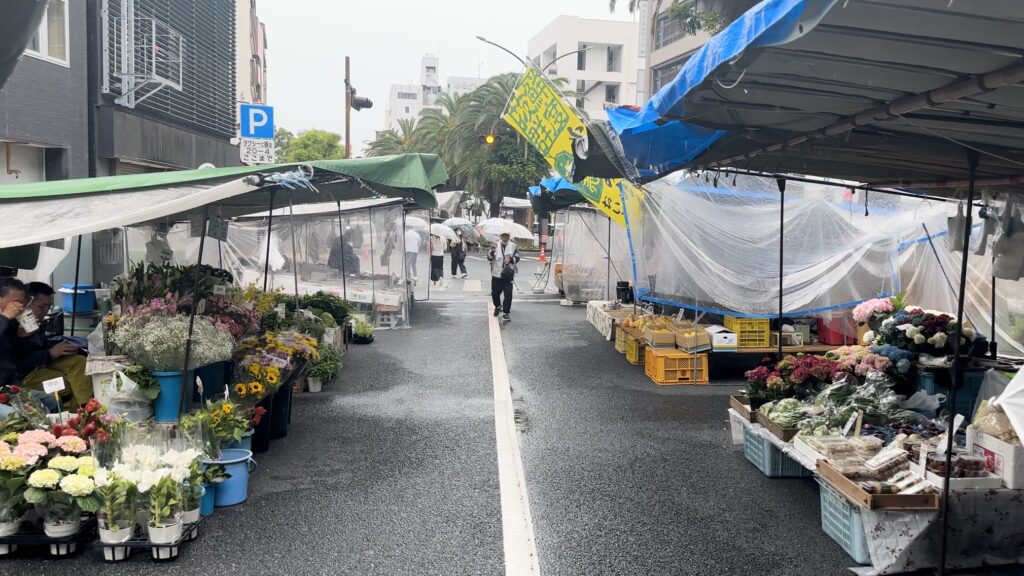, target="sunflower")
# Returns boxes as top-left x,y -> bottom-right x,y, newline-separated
248,382 -> 264,396
248,364 -> 260,376
266,372 -> 279,385
222,404 -> 233,414
234,383 -> 248,397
